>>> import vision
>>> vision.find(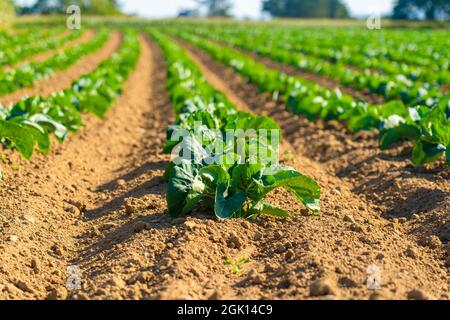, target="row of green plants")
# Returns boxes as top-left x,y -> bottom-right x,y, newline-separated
171,31 -> 449,168
149,29 -> 321,219
0,30 -> 109,97
0,30 -> 140,178
0,28 -> 57,49
0,29 -> 83,67
222,28 -> 449,87
225,25 -> 450,70
187,26 -> 444,109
